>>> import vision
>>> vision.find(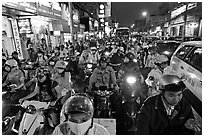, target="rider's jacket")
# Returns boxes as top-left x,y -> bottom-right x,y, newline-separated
4,69 -> 26,90
109,51 -> 125,65
145,53 -> 160,68
52,71 -> 72,98
136,94 -> 195,135
36,55 -> 48,66
79,50 -> 100,65
89,66 -> 117,89
52,122 -> 109,135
